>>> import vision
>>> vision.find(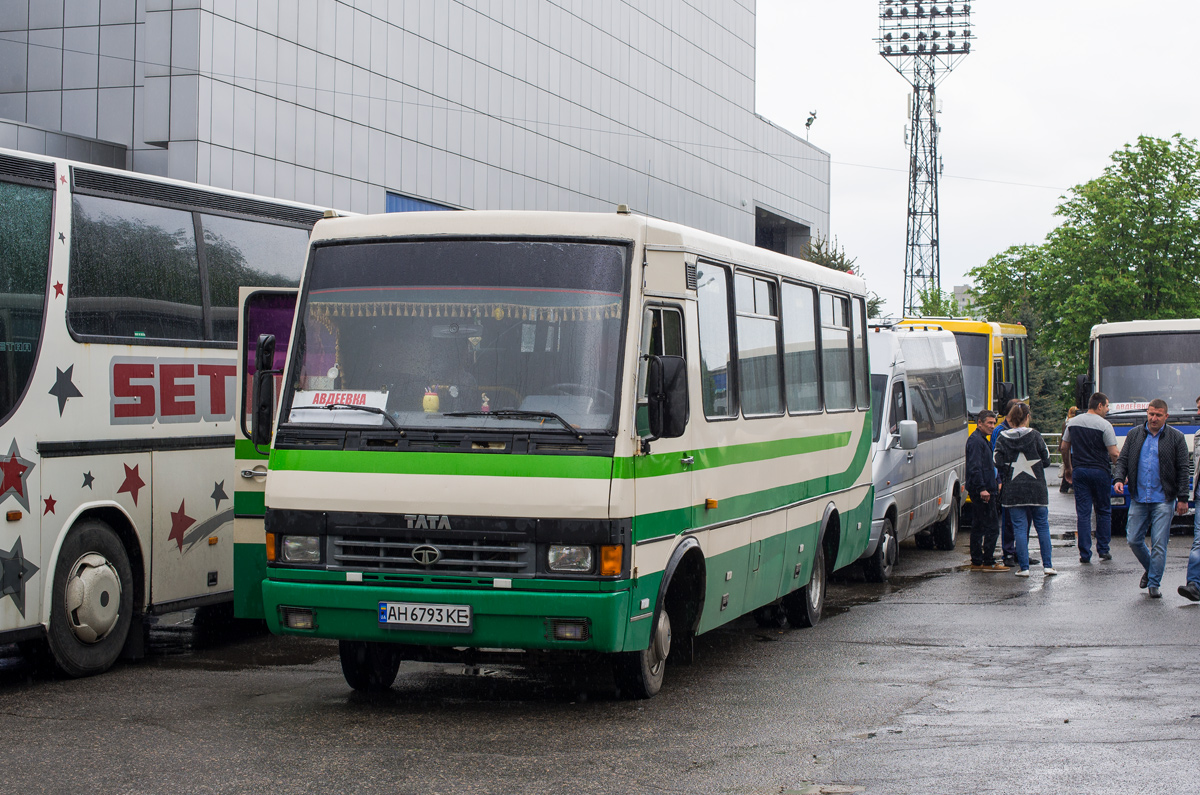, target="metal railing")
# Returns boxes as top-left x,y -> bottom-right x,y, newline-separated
1043,432 -> 1063,467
